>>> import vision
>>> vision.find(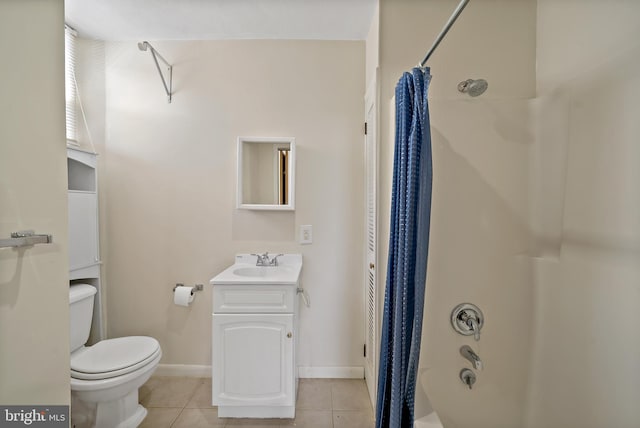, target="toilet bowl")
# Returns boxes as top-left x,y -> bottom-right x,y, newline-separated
70,284 -> 161,428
